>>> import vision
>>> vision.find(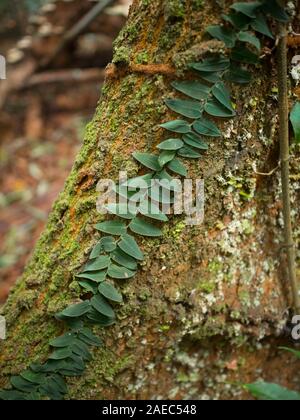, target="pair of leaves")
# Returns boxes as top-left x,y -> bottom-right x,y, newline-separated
9,374 -> 67,400
98,218 -> 162,238
50,329 -> 102,349
193,118 -> 221,137
182,133 -> 208,150
132,152 -> 161,171
91,294 -> 115,318
111,247 -> 138,270
230,0 -> 288,23
207,24 -> 261,51
170,77 -> 235,118
190,57 -> 230,74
